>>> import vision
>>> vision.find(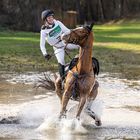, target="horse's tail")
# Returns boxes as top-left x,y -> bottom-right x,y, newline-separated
34,72 -> 56,91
